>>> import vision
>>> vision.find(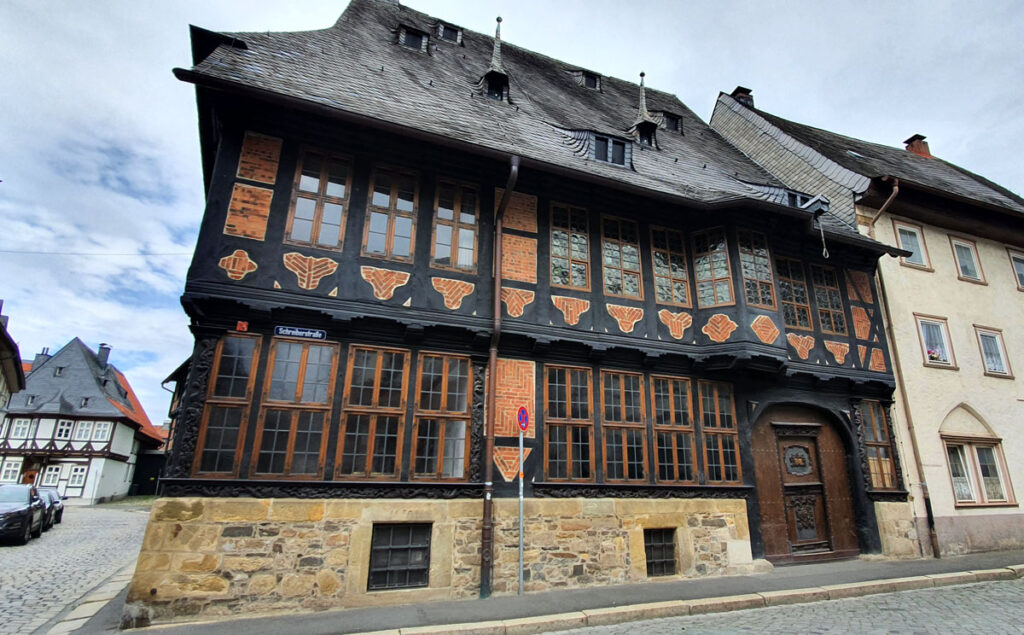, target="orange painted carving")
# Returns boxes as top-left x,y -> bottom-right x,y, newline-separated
501,288 -> 535,317
851,306 -> 871,341
493,446 -> 533,482
431,277 -> 475,310
658,309 -> 693,340
552,296 -> 591,326
824,341 -> 850,364
218,249 -> 258,281
495,359 -> 535,438
360,266 -> 411,300
282,252 -> 338,290
702,314 -> 738,343
846,270 -> 874,303
869,349 -> 887,372
787,333 -> 815,360
750,315 -> 780,345
607,305 -> 644,333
